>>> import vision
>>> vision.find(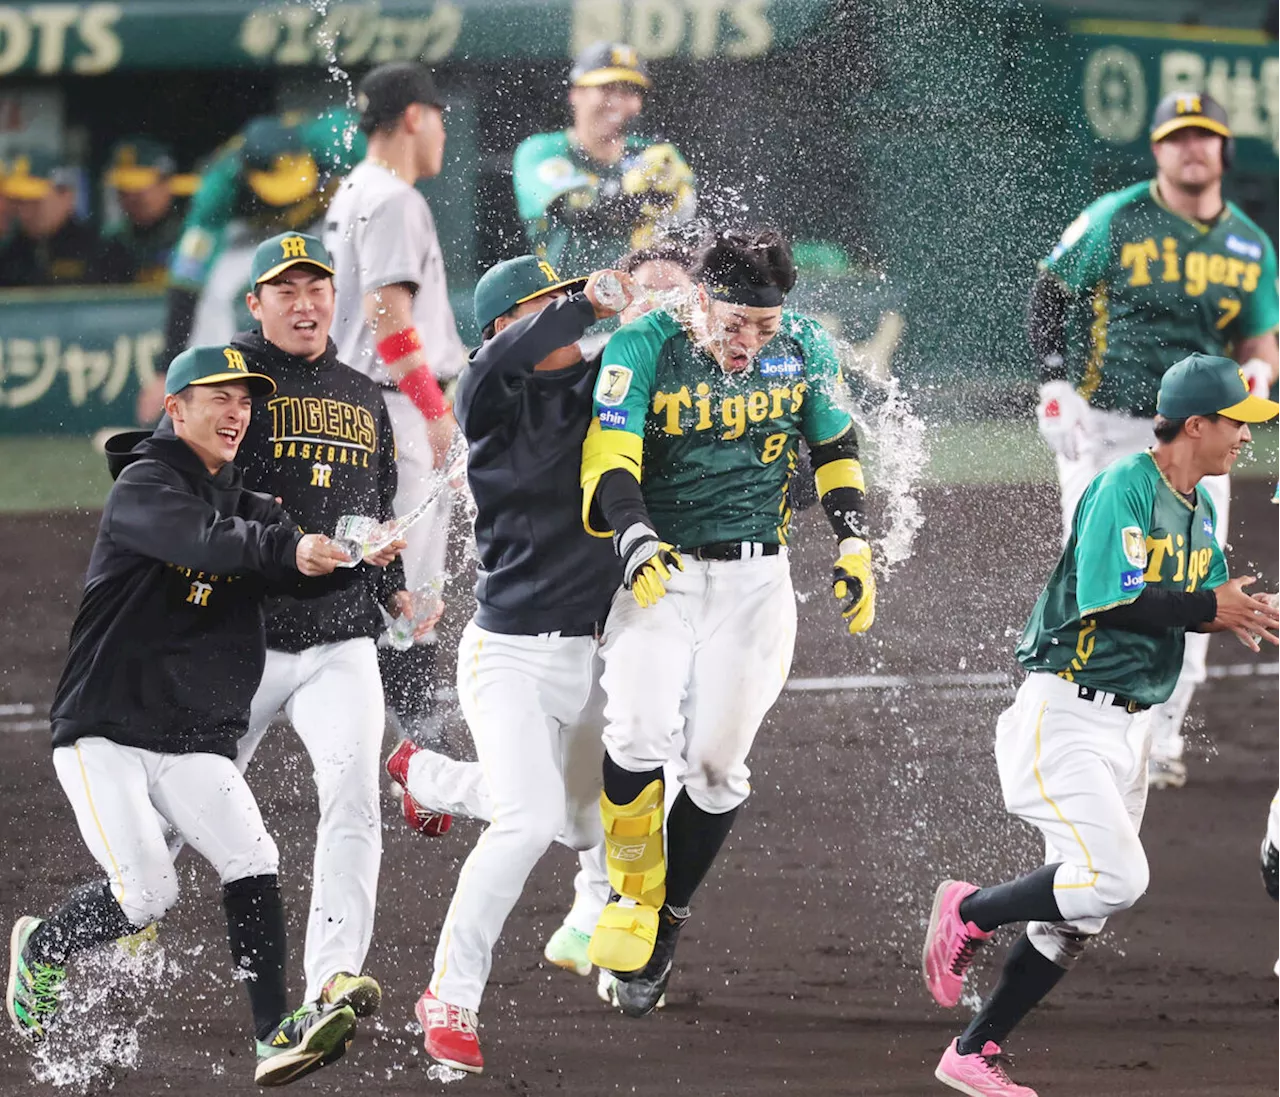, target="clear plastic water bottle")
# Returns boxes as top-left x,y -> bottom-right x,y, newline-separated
387,585 -> 443,650
593,271 -> 630,313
